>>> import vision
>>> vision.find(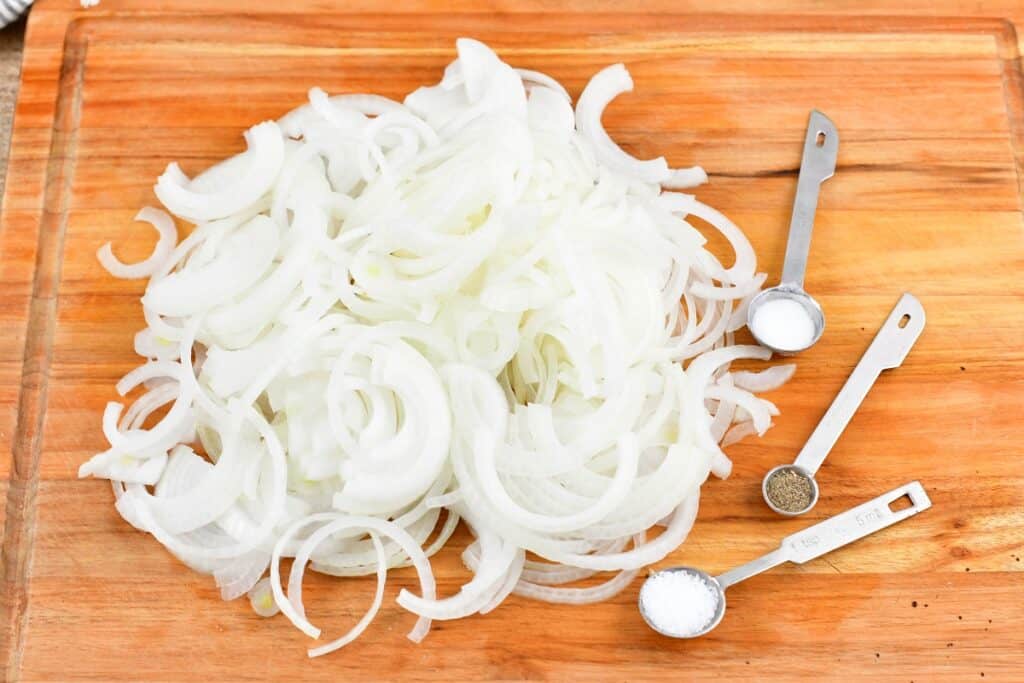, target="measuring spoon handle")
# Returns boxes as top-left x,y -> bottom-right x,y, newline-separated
716,481 -> 931,590
793,293 -> 925,476
782,481 -> 932,564
781,110 -> 838,289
